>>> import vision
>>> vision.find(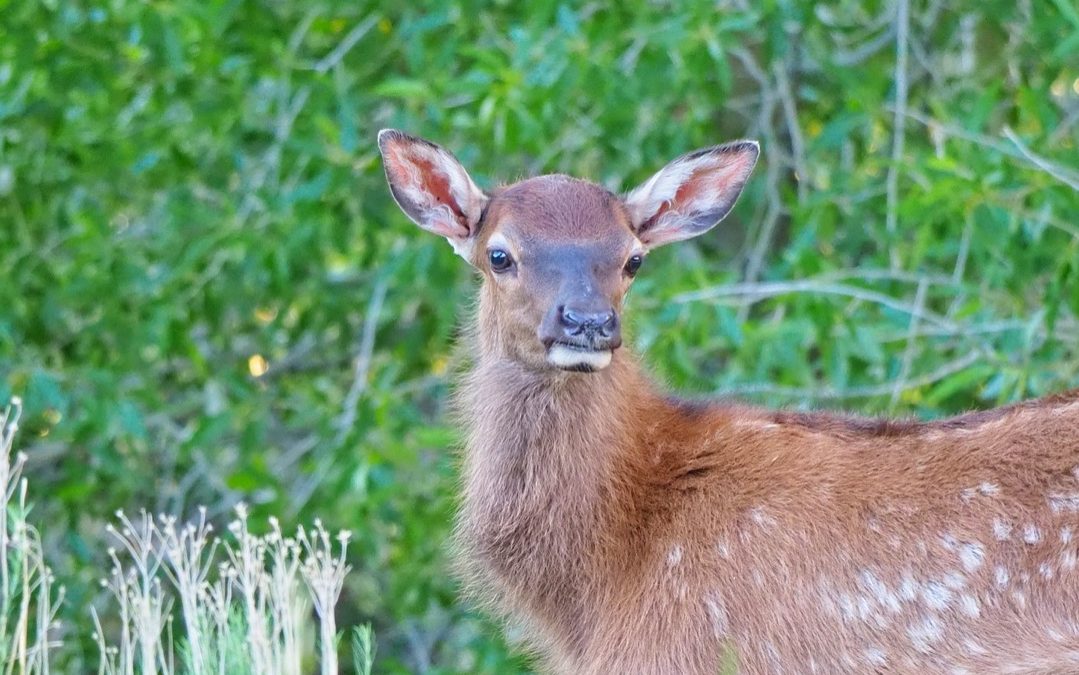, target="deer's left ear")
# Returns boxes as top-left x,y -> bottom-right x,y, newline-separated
377,129 -> 488,260
625,141 -> 759,249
